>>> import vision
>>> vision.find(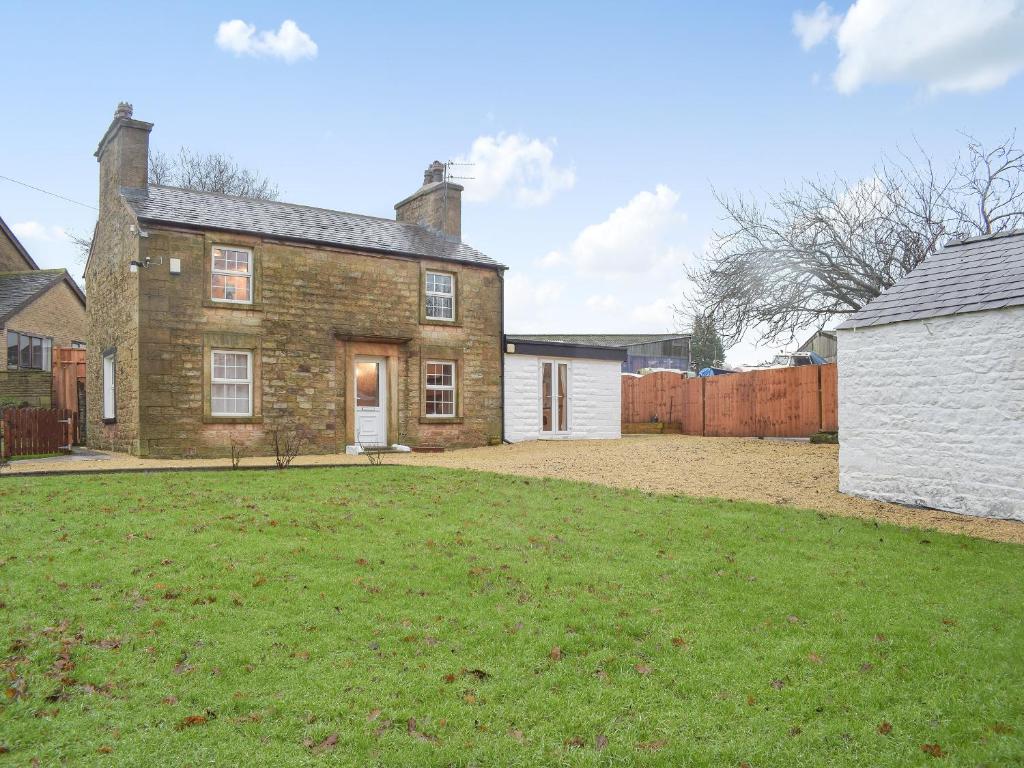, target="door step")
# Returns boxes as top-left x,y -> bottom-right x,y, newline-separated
345,444 -> 412,456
